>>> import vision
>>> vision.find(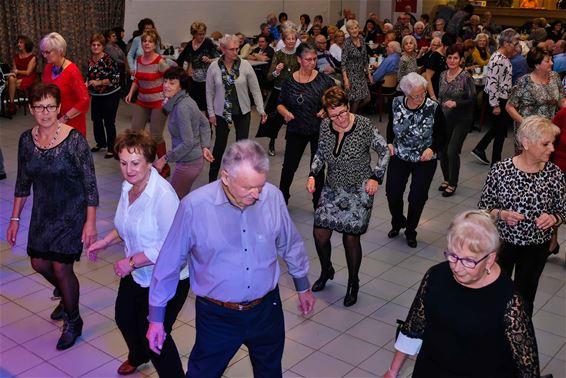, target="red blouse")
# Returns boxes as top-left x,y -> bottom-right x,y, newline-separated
43,63 -> 90,136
